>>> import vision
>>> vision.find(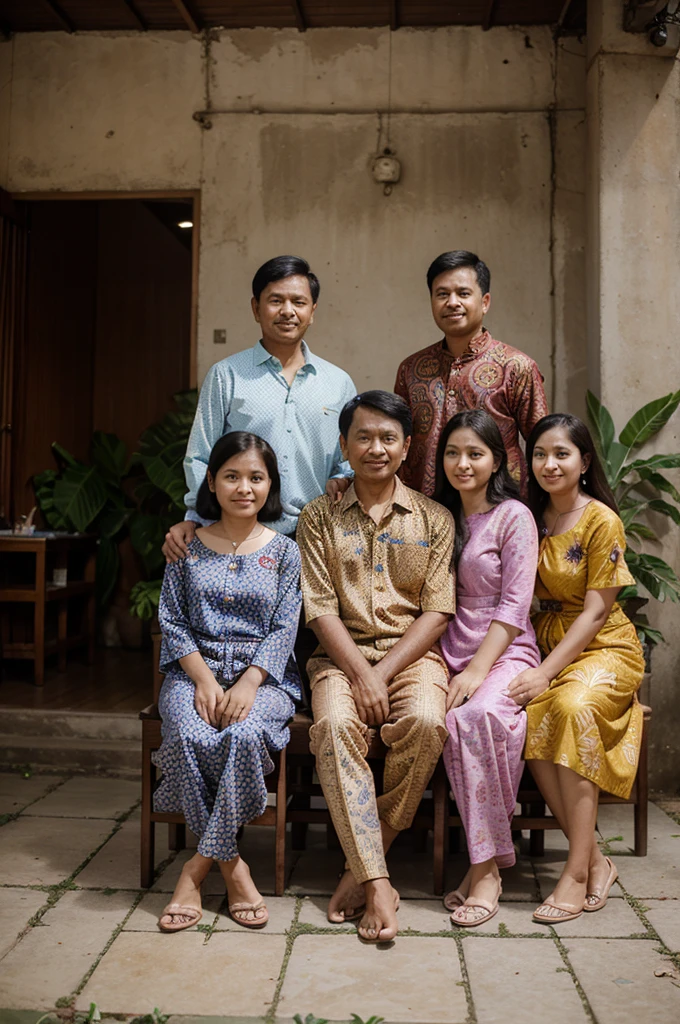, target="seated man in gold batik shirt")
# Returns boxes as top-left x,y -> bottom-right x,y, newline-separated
297,390 -> 456,943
